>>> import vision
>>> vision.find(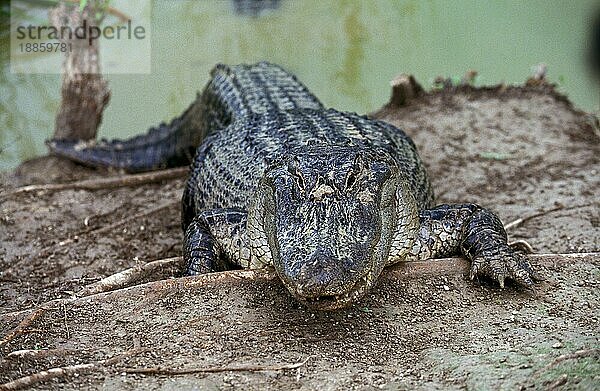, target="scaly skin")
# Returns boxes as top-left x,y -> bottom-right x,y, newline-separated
47,93 -> 207,172
50,62 -> 540,310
